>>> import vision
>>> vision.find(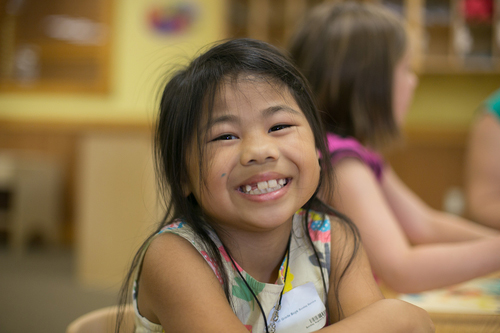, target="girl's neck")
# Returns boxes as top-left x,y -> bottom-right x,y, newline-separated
218,220 -> 293,284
